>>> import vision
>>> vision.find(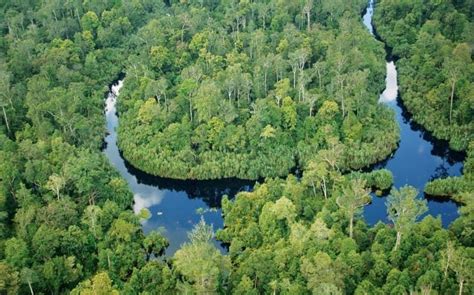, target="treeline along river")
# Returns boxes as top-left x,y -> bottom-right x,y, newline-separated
103,0 -> 464,254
